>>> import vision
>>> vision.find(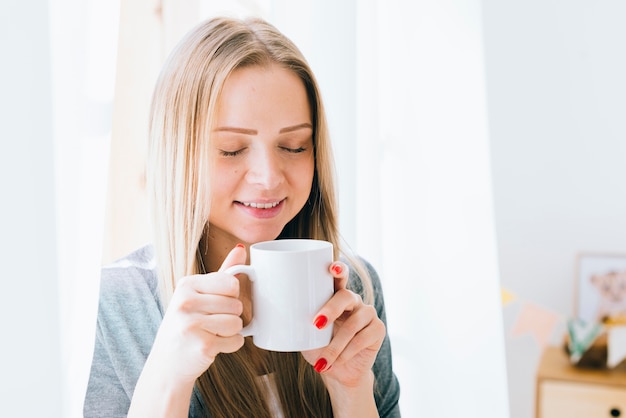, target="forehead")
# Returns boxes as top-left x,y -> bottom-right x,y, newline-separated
215,63 -> 311,127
